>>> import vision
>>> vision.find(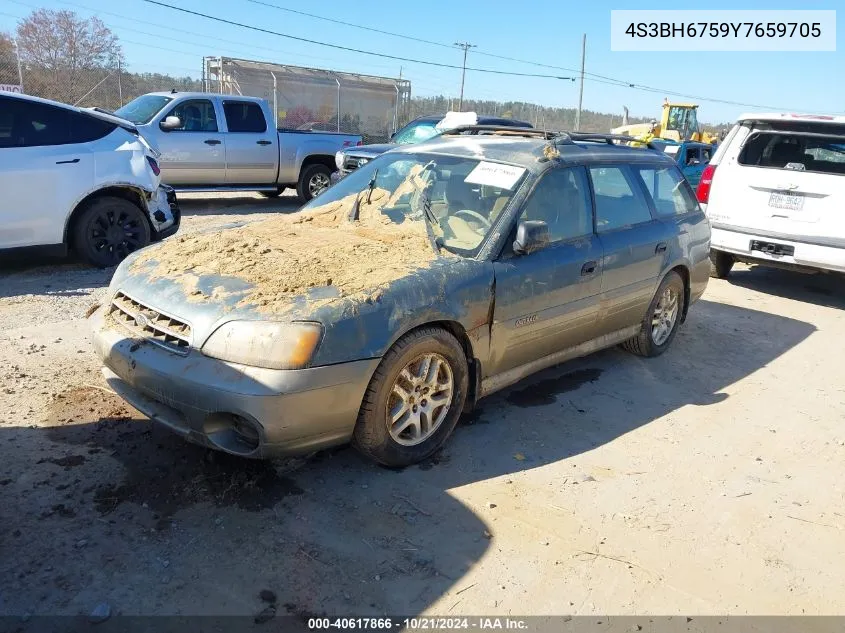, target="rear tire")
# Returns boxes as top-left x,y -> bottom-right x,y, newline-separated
297,164 -> 332,202
71,196 -> 151,268
259,188 -> 285,198
353,327 -> 468,467
623,271 -> 686,358
709,249 -> 734,279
